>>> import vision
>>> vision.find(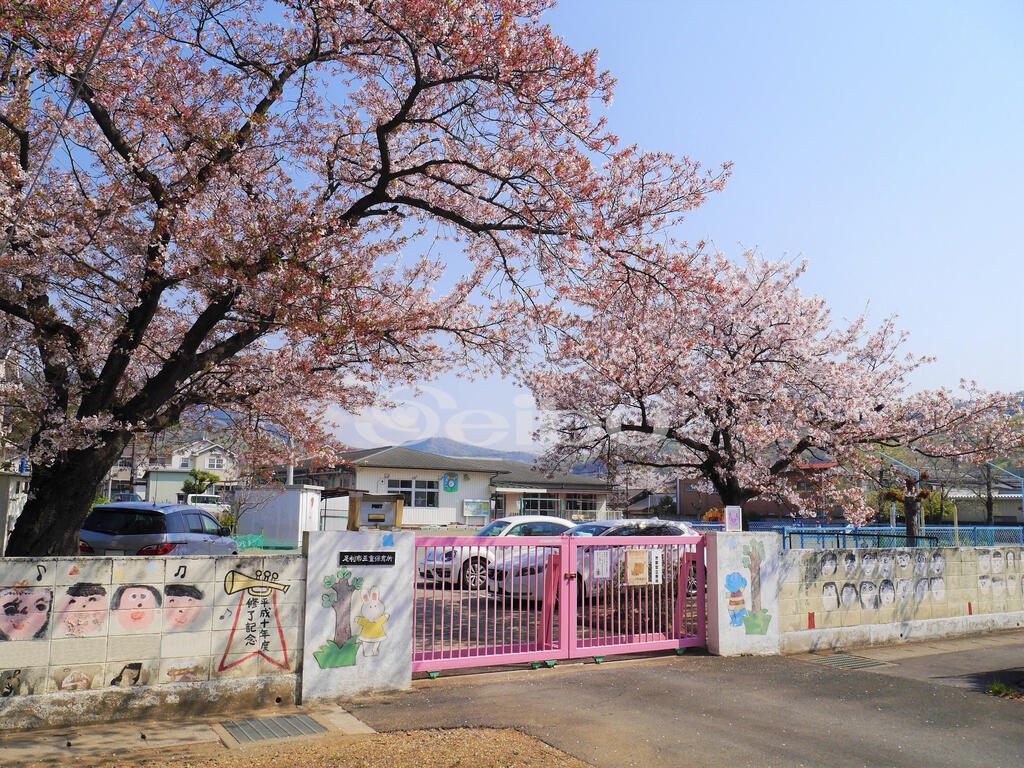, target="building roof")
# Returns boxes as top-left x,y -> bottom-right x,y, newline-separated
337,446 -> 609,492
